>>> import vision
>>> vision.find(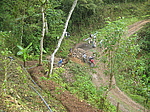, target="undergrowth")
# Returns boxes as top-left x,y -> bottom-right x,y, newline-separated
47,60 -> 116,111
114,24 -> 150,109
62,61 -> 116,111
0,51 -> 66,112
